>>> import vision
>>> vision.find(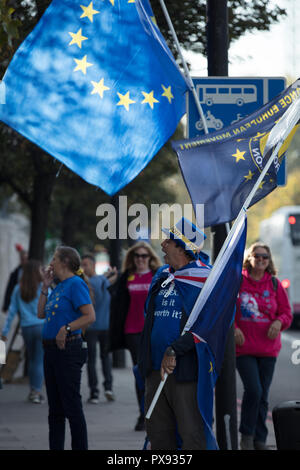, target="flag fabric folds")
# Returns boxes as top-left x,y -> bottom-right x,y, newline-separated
184,212 -> 247,449
0,0 -> 188,195
172,80 -> 300,227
